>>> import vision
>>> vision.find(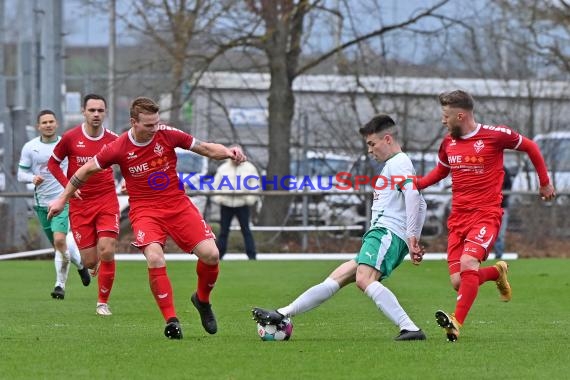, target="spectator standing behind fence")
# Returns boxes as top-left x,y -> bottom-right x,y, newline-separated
212,159 -> 260,260
493,166 -> 512,259
18,109 -> 91,300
